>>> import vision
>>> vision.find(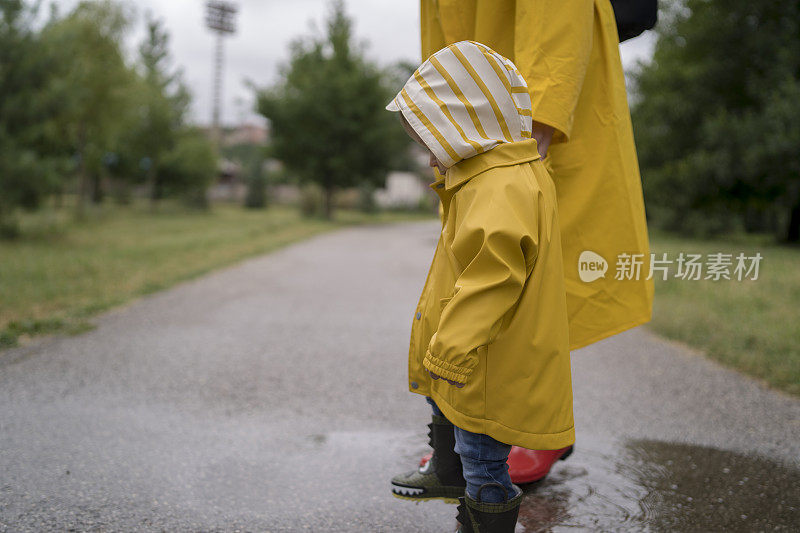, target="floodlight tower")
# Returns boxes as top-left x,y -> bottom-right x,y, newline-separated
205,1 -> 238,150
